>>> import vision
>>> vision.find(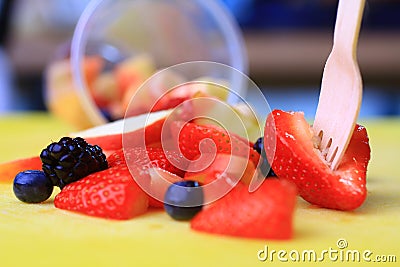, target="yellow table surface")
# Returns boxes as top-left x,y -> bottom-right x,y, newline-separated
0,113 -> 399,267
